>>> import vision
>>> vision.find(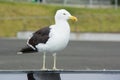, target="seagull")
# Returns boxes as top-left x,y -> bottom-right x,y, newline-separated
17,9 -> 77,70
